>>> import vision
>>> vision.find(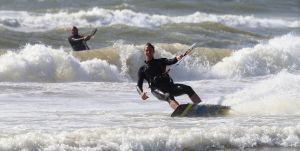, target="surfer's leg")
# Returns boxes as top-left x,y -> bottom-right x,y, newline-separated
169,100 -> 179,110
151,88 -> 179,109
189,93 -> 201,104
170,84 -> 202,104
